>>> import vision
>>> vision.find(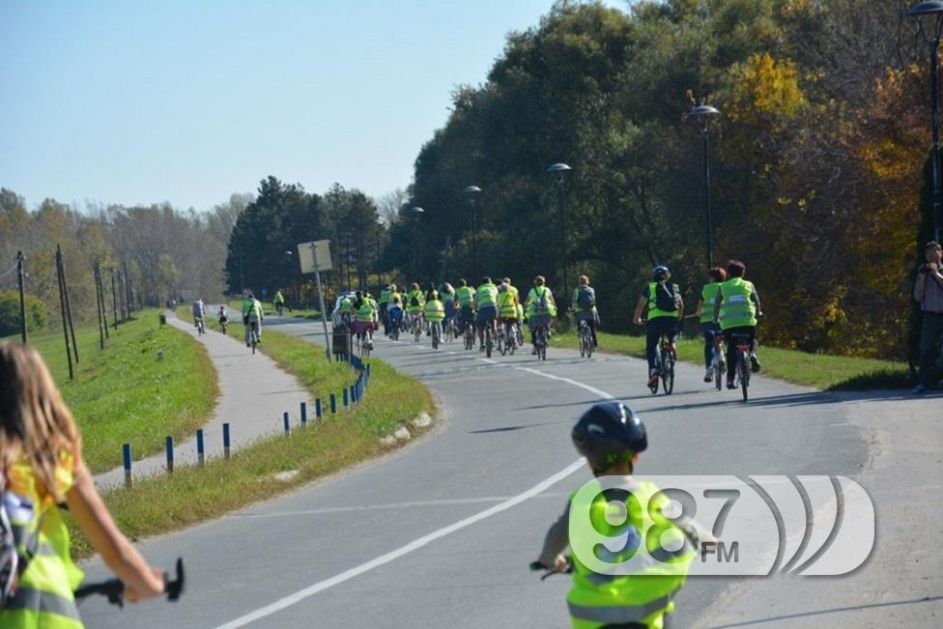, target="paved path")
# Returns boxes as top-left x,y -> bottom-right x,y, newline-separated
93,310 -> 313,489
80,322 -> 942,628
